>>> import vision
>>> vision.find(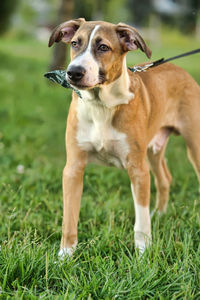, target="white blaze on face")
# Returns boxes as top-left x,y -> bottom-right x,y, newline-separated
67,25 -> 100,87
